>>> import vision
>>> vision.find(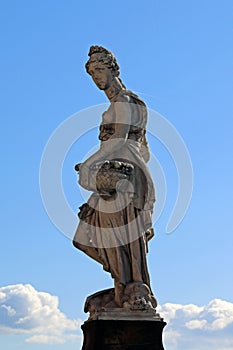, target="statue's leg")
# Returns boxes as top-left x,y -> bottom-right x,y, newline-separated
114,281 -> 125,307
